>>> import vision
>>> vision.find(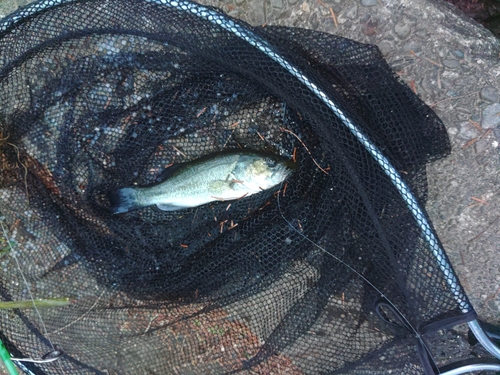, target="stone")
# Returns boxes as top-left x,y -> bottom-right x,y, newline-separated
247,0 -> 266,25
271,0 -> 283,9
403,40 -> 421,53
480,86 -> 499,103
344,5 -> 358,20
452,50 -> 464,59
360,0 -> 377,7
481,103 -> 500,129
361,14 -> 378,36
458,121 -> 478,140
377,40 -> 393,56
394,17 -> 411,39
442,59 -> 459,69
